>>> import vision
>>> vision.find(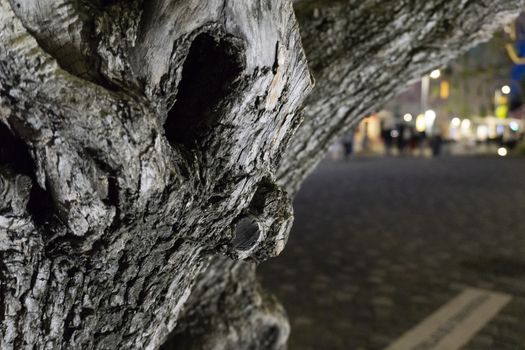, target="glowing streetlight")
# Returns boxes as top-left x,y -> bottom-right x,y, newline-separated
430,69 -> 441,79
501,85 -> 511,95
451,117 -> 461,127
498,147 -> 508,157
425,109 -> 436,122
424,109 -> 437,134
461,118 -> 471,130
477,125 -> 489,141
403,113 -> 413,122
